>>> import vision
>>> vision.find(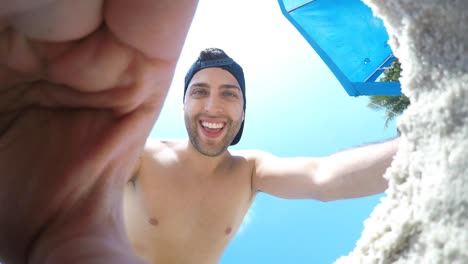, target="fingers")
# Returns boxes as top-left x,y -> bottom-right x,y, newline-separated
41,28 -> 175,113
23,77 -> 169,115
105,0 -> 199,61
5,0 -> 103,41
0,0 -> 56,17
1,26 -> 168,108
2,0 -> 199,58
1,0 -> 200,96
